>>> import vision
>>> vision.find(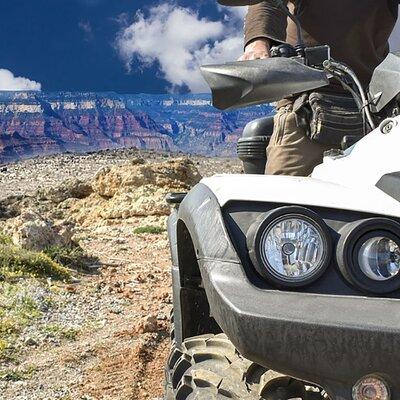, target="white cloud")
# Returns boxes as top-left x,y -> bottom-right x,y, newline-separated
0,69 -> 41,91
221,5 -> 247,20
116,4 -> 245,93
